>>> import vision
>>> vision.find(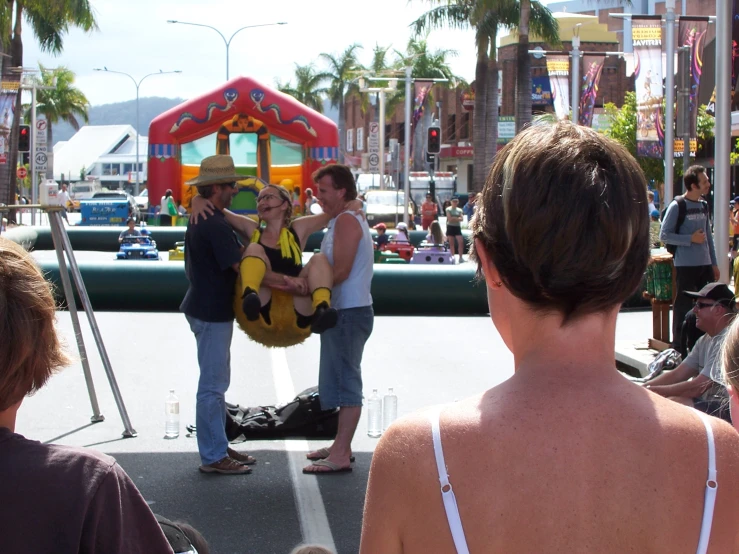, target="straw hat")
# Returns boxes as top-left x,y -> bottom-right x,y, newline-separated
185,155 -> 243,186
